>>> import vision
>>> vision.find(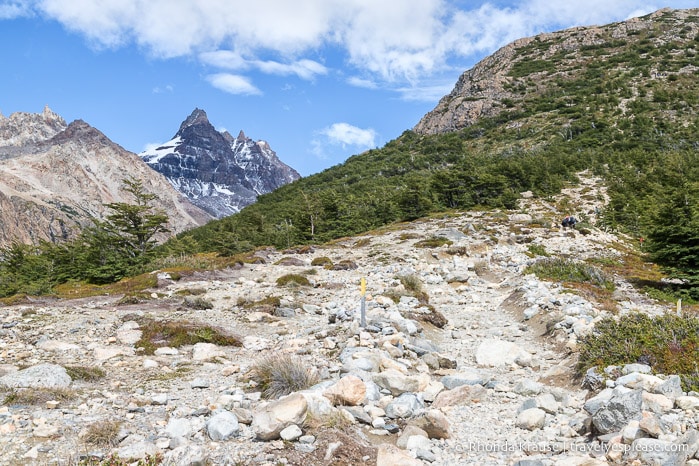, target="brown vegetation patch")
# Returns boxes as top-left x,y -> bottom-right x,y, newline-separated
54,273 -> 158,300
65,366 -> 106,382
275,257 -> 307,266
3,387 -> 77,406
237,296 -> 282,314
311,257 -> 333,267
283,245 -> 315,254
82,419 -> 122,447
328,260 -> 358,271
276,274 -> 312,287
131,317 -> 241,355
353,238 -> 371,247
398,232 -> 420,241
414,236 -> 453,248
274,428 -> 378,466
180,296 -> 214,310
408,307 -> 448,328
0,294 -> 31,306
